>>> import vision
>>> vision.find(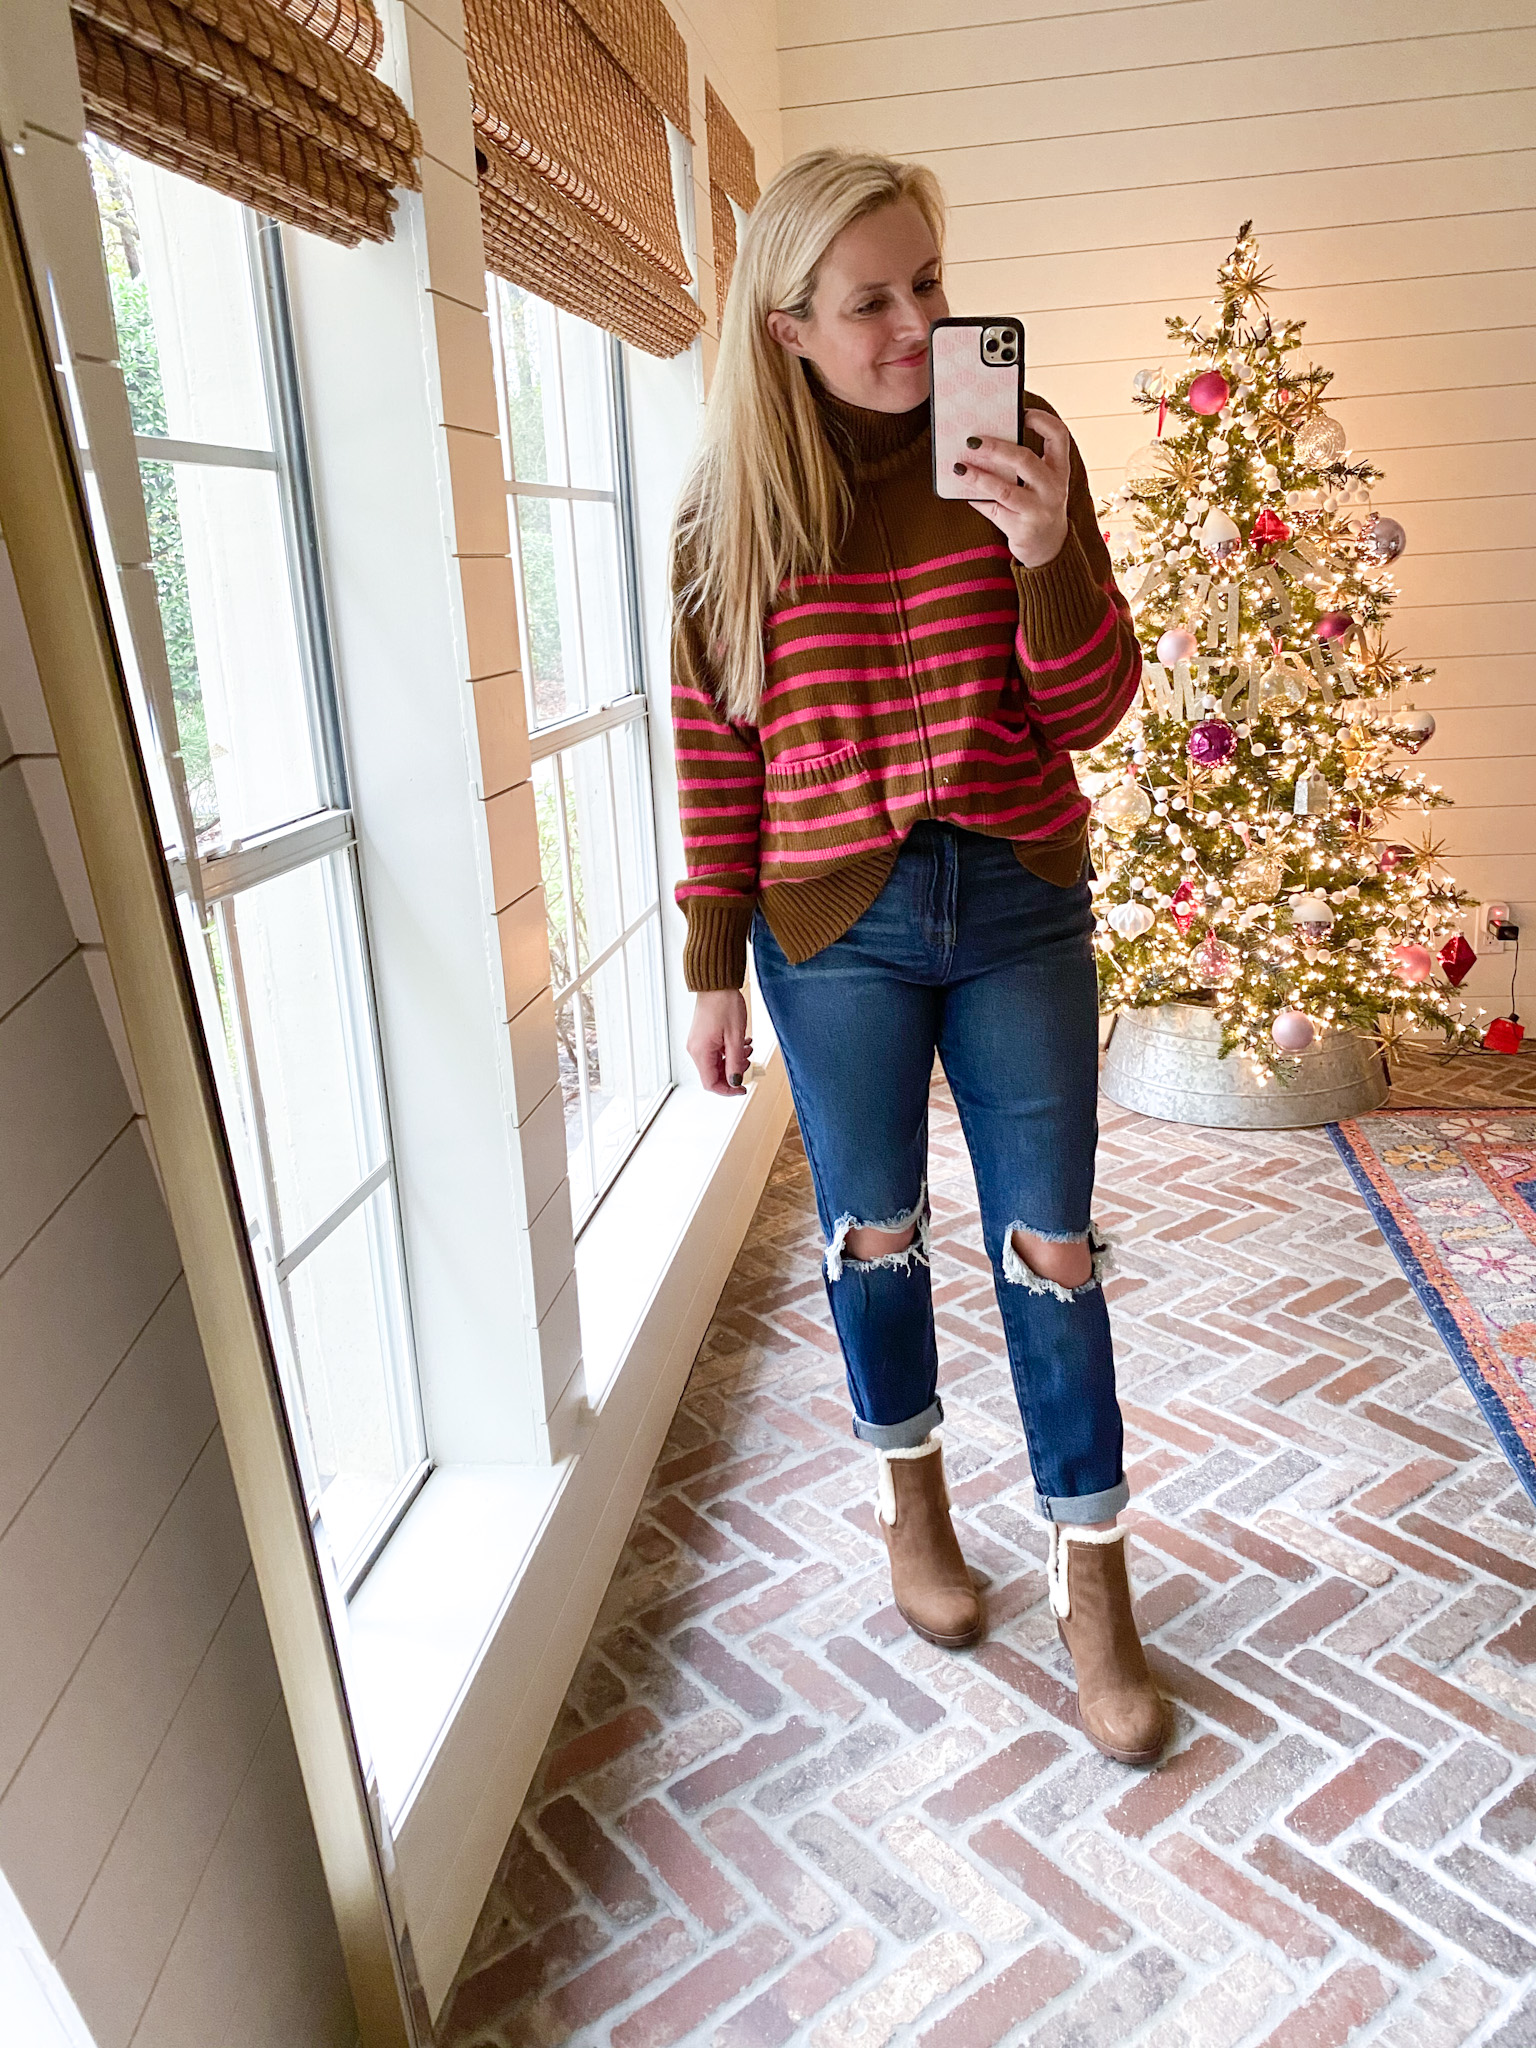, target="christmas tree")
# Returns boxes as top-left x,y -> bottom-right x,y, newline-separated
1084,224 -> 1477,1078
